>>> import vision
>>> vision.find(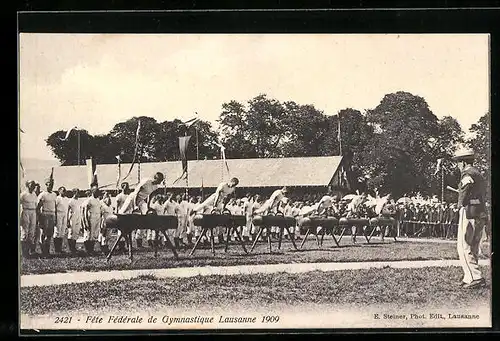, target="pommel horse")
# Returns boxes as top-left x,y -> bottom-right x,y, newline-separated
338,217 -> 371,243
104,210 -> 179,262
250,213 -> 298,253
298,216 -> 339,248
190,209 -> 248,256
369,217 -> 398,242
337,217 -> 397,244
